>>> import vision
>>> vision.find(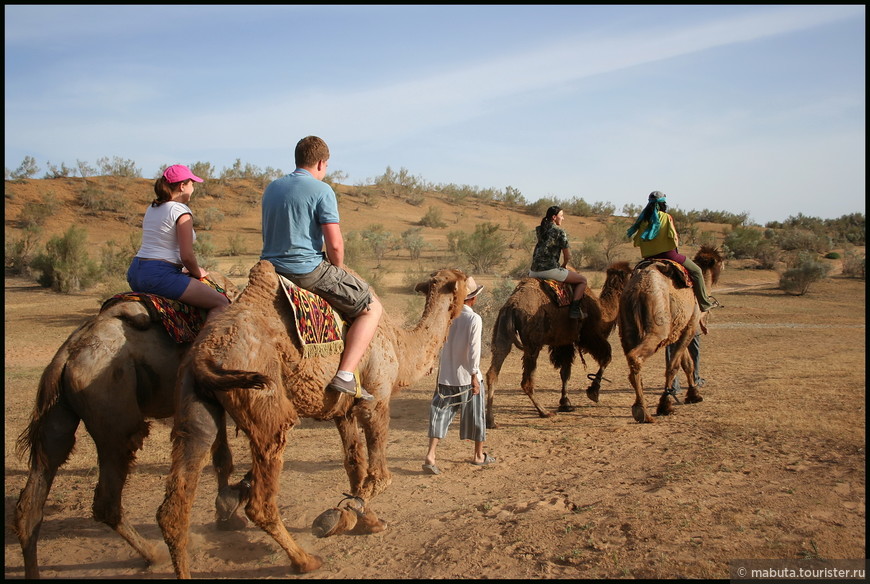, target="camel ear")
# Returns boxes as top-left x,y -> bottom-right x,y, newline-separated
414,281 -> 430,294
